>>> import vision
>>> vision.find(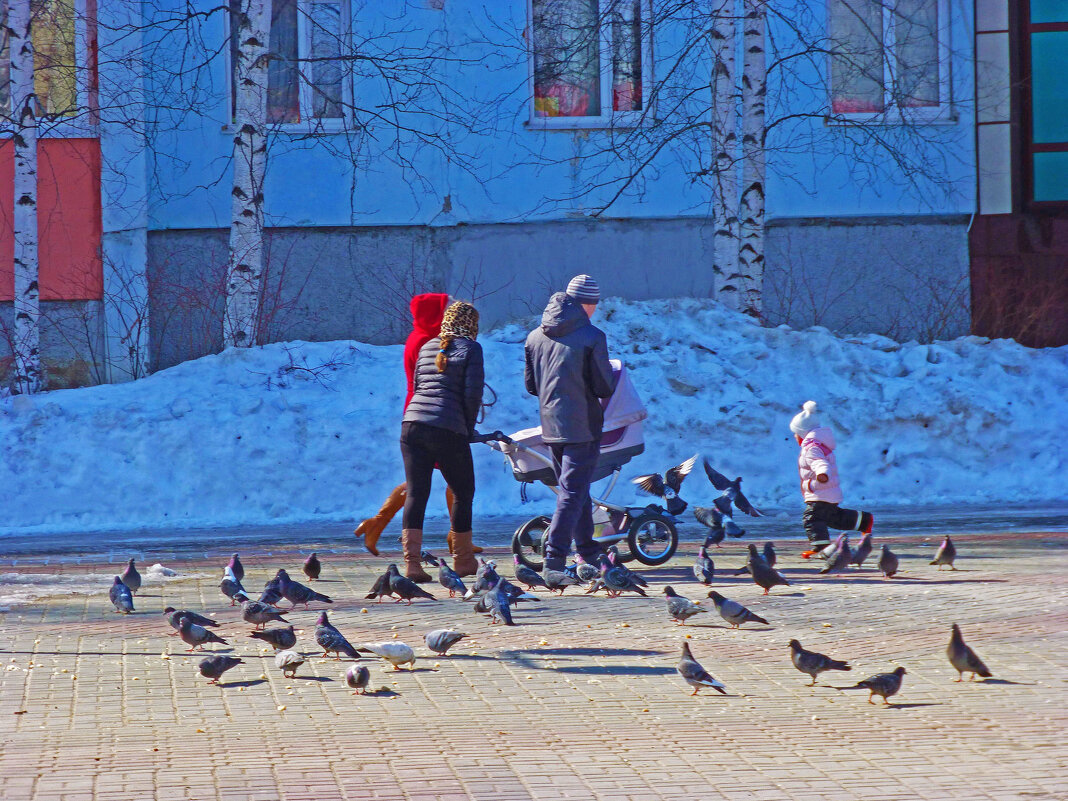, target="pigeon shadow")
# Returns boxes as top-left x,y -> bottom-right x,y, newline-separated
884,702 -> 942,709
683,623 -> 774,631
554,664 -> 676,677
365,688 -> 401,697
296,676 -> 334,682
517,647 -> 665,657
436,654 -> 497,661
219,679 -> 267,688
978,678 -> 1032,686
